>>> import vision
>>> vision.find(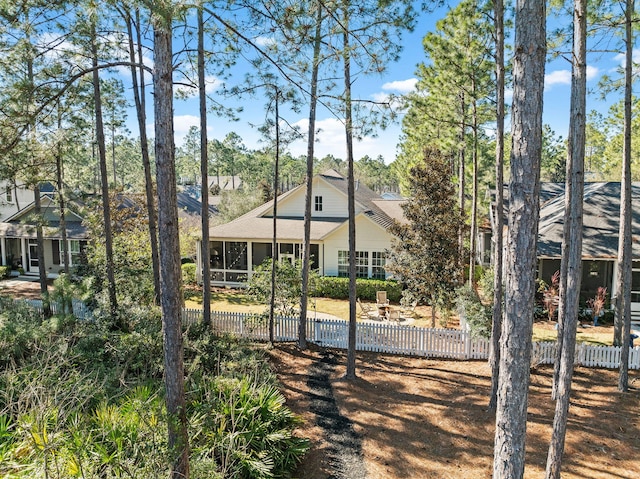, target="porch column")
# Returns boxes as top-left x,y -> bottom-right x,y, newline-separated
0,237 -> 5,266
20,238 -> 27,272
